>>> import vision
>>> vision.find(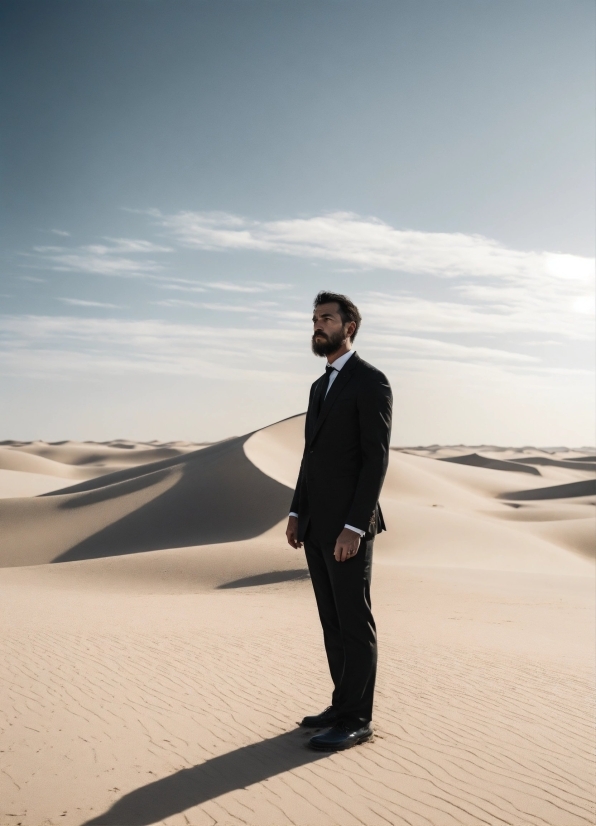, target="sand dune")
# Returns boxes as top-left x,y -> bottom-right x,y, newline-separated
0,414 -> 594,826
0,445 -> 102,479
0,434 -> 292,567
0,415 -> 593,573
0,439 -> 203,474
0,441 -> 209,502
0,468 -> 76,498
